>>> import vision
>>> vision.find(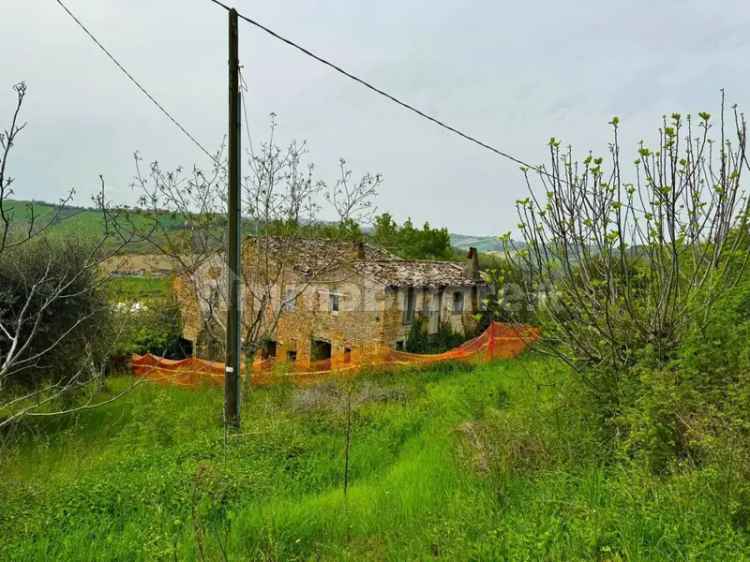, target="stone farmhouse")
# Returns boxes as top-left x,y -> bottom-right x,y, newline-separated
173,237 -> 489,369
101,253 -> 181,278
